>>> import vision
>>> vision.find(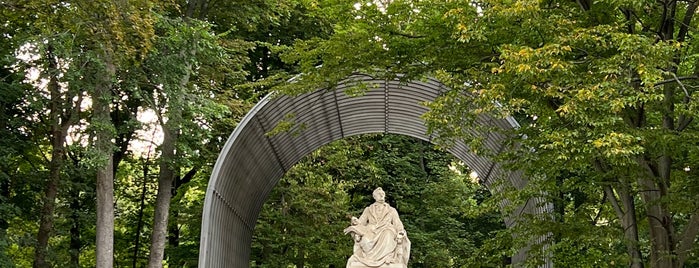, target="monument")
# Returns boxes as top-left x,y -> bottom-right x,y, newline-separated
344,187 -> 411,268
